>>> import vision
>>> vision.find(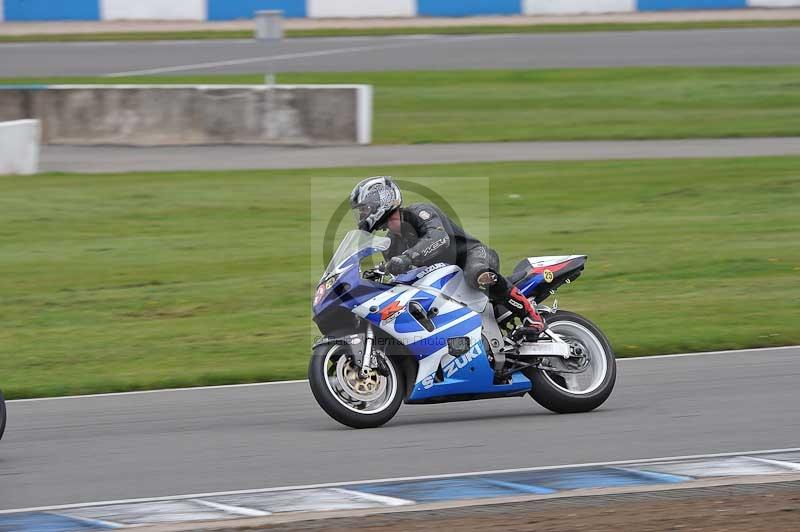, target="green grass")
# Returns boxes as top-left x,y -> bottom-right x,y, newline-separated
1,157 -> 798,399
1,19 -> 799,42
4,67 -> 800,144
